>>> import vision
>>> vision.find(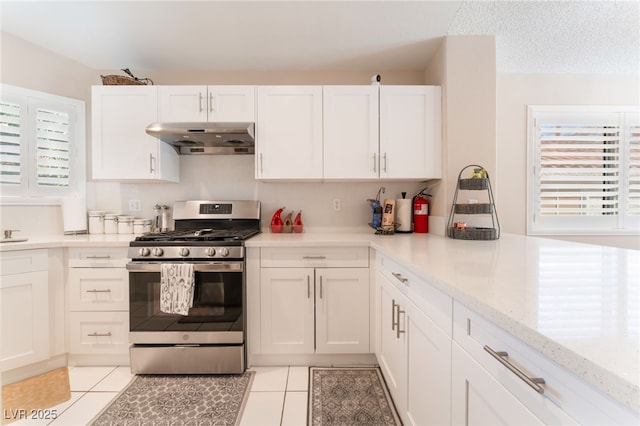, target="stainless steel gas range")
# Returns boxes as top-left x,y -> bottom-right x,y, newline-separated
126,200 -> 260,374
